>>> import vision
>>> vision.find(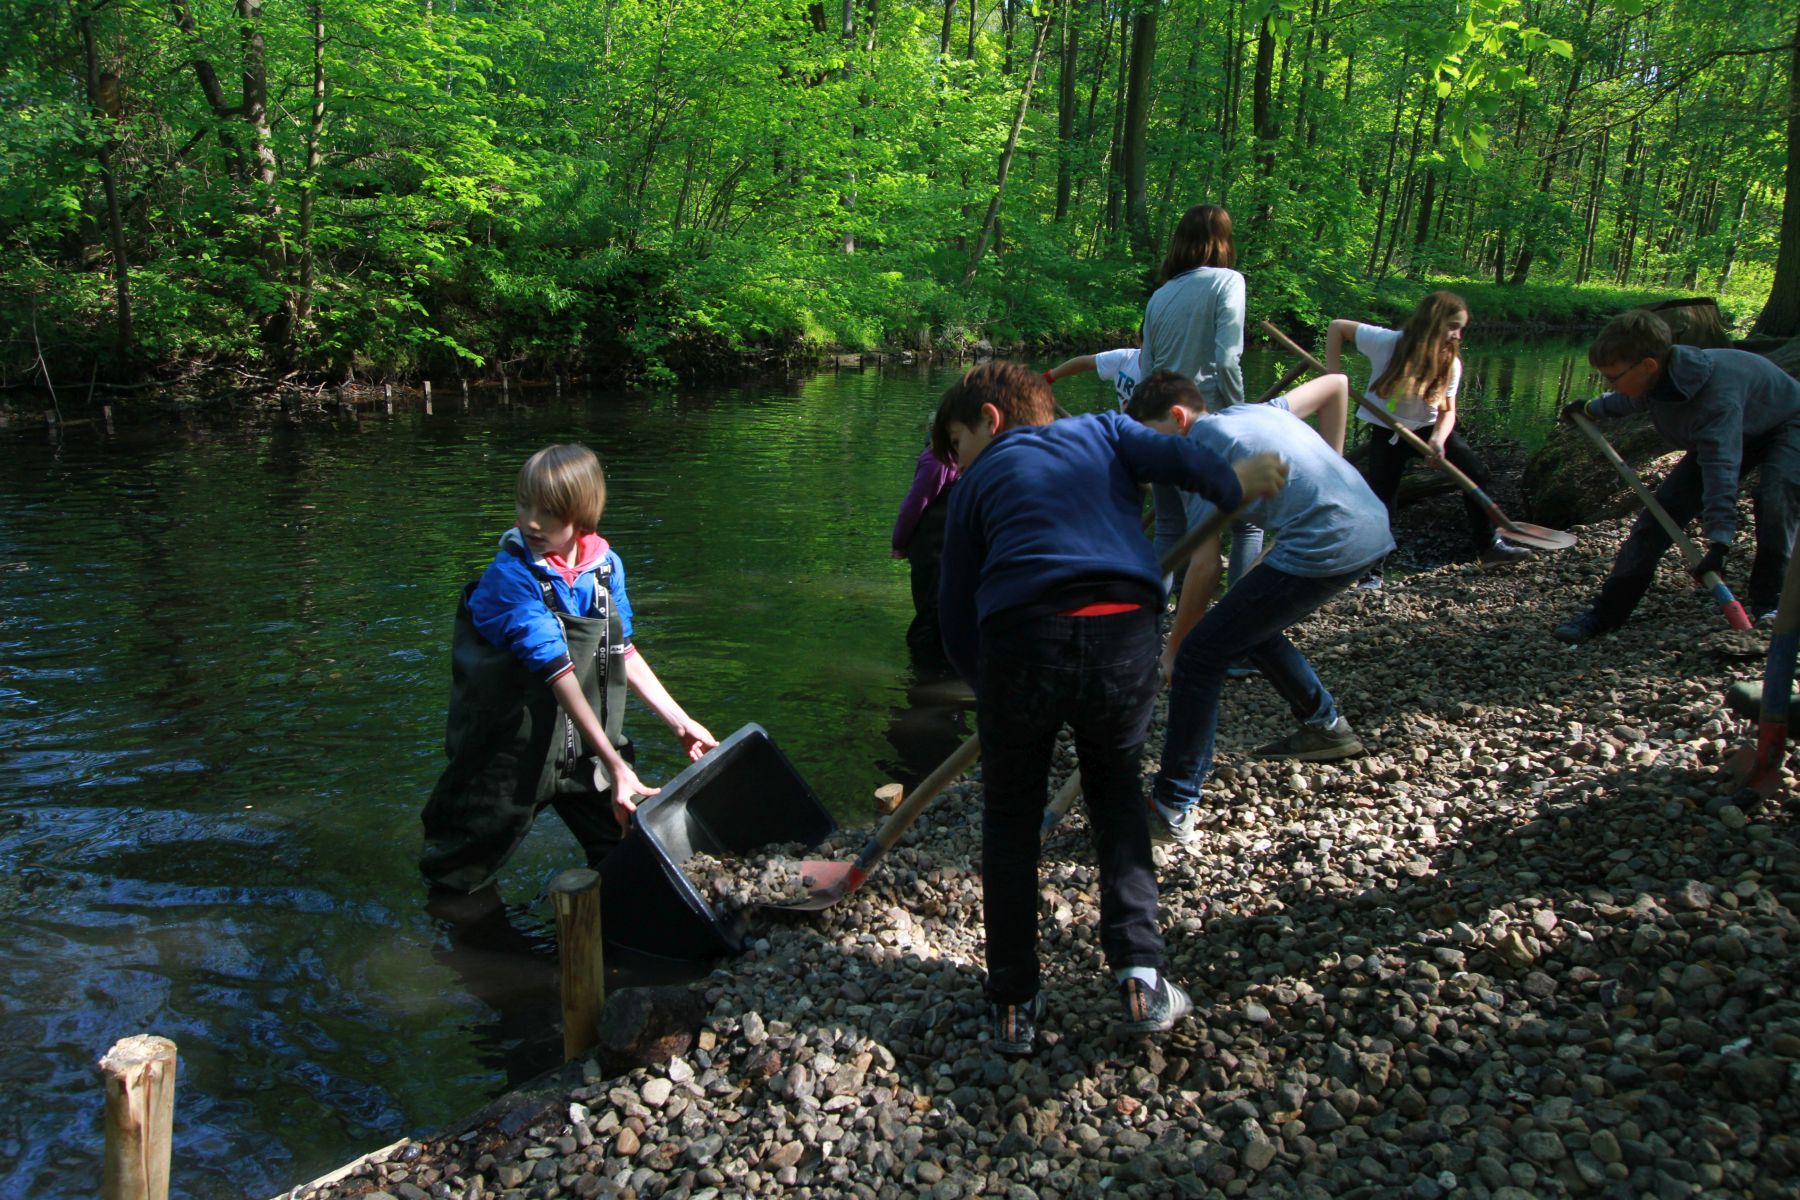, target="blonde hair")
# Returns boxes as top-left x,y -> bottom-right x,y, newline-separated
517,444 -> 606,531
1371,290 -> 1468,409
